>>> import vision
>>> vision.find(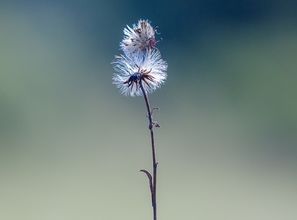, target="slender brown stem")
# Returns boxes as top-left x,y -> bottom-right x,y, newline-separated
140,81 -> 158,220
